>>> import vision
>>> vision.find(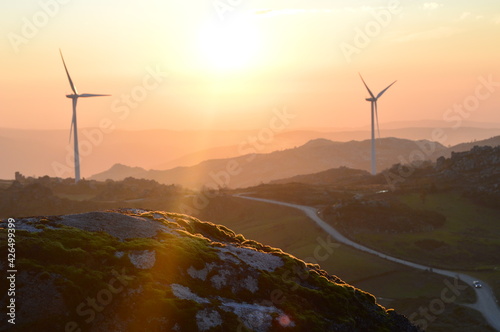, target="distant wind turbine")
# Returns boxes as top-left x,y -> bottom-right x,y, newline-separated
359,74 -> 396,175
60,49 -> 110,183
